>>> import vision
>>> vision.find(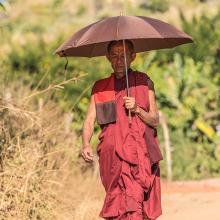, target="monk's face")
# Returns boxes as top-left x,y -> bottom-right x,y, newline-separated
106,42 -> 136,76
